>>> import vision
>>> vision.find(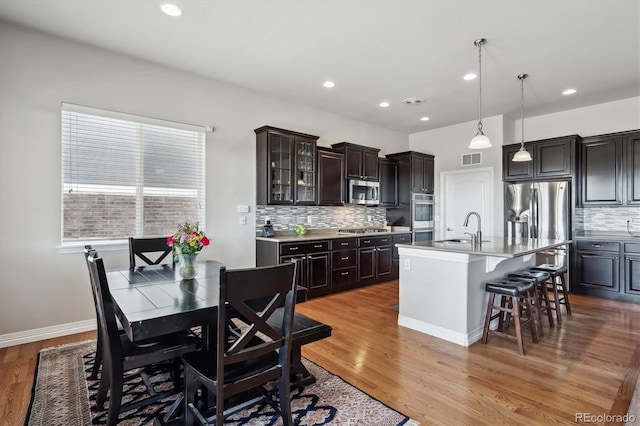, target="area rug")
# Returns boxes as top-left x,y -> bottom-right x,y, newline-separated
26,340 -> 417,425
